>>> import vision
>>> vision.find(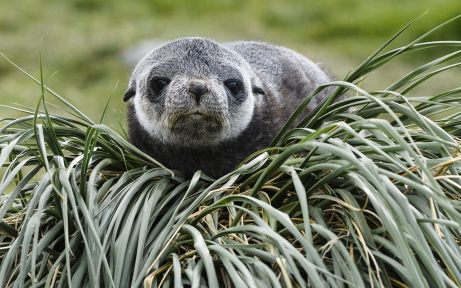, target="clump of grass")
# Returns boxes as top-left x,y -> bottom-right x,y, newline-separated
1,17 -> 460,287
